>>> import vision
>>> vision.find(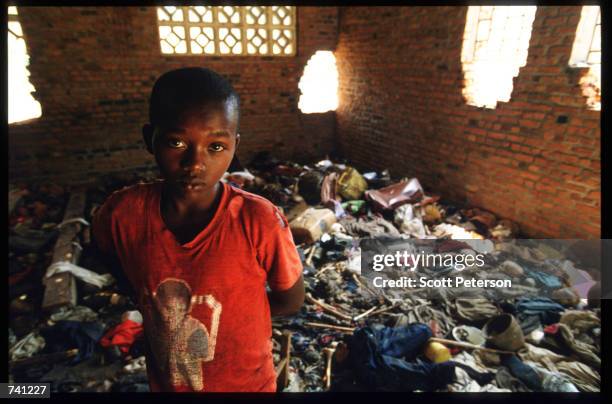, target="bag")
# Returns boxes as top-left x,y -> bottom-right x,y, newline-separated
290,208 -> 337,244
365,178 -> 424,211
337,167 -> 368,200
